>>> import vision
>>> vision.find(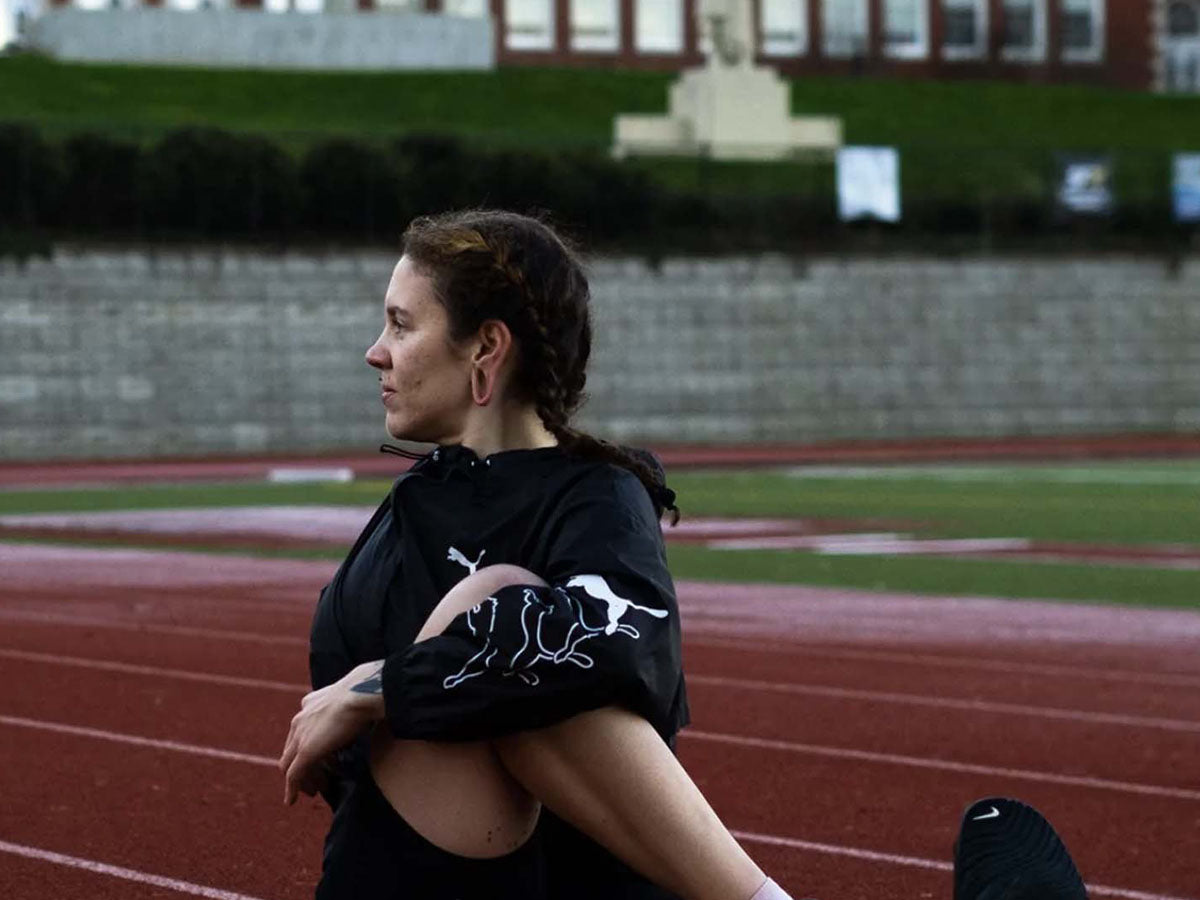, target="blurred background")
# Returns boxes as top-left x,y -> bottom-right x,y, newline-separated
2,0 -> 1200,460
2,8 -> 1200,900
